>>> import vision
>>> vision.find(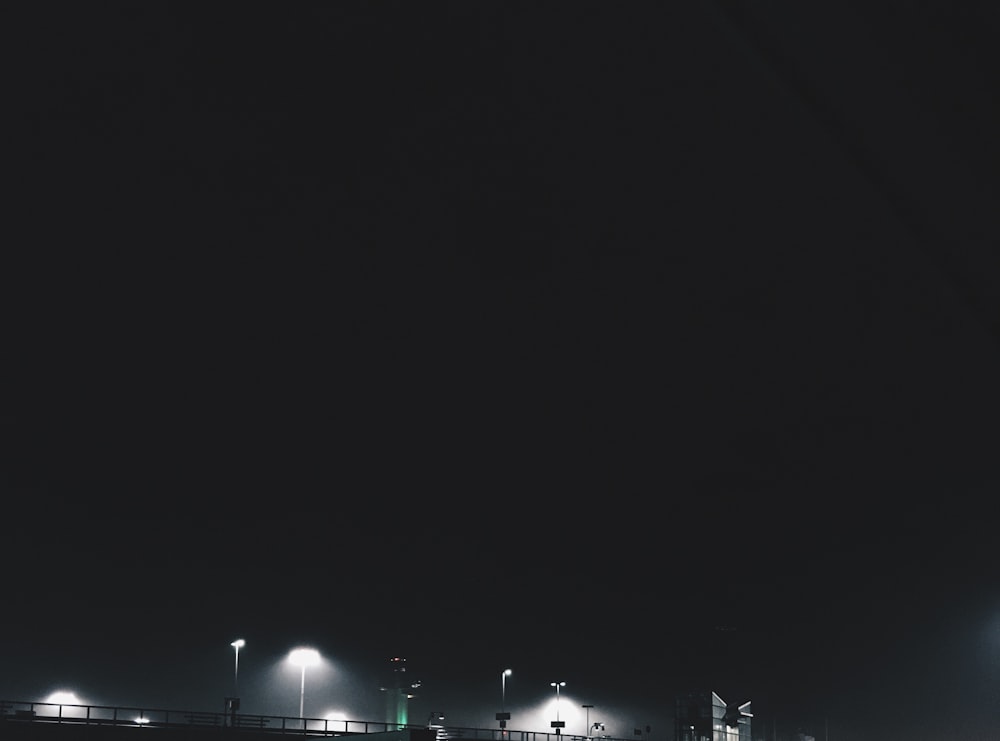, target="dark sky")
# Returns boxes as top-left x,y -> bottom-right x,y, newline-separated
5,3 -> 1000,741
